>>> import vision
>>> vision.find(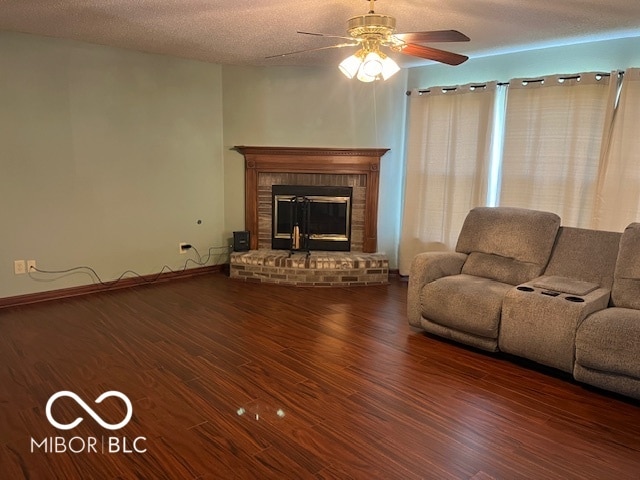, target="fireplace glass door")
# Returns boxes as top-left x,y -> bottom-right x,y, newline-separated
272,185 -> 352,251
